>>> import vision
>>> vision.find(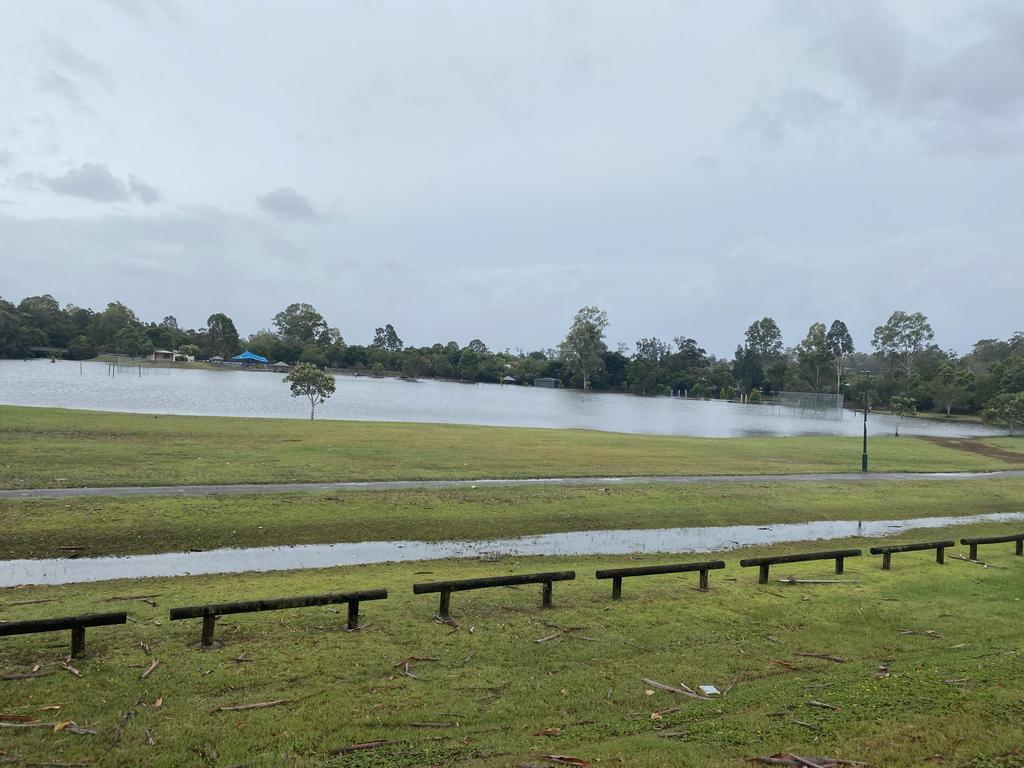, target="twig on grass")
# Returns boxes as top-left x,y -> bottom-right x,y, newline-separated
140,660 -> 159,680
794,652 -> 845,663
641,679 -> 712,701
